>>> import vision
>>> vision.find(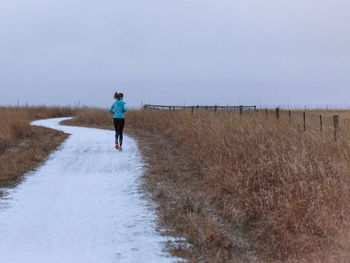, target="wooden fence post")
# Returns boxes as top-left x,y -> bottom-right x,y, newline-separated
276,107 -> 280,120
288,110 -> 291,124
334,115 -> 339,141
214,105 -> 217,112
319,115 -> 323,133
239,106 -> 243,116
303,112 -> 306,131
191,106 -> 194,114
265,108 -> 268,119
